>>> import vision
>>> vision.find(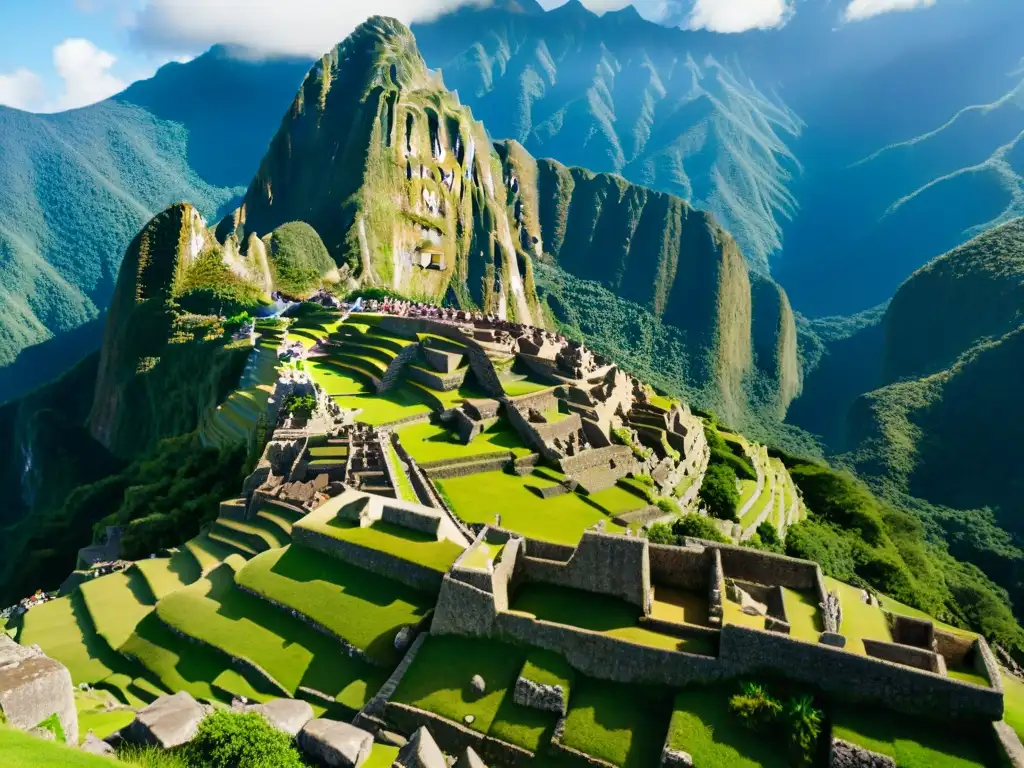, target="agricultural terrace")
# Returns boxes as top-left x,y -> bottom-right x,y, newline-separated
332,387 -> 432,427
155,560 -> 388,712
832,705 -> 1000,768
824,577 -> 893,654
235,544 -> 434,665
437,470 -> 648,545
200,334 -> 281,448
397,419 -> 531,465
509,583 -> 716,656
295,497 -> 465,573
